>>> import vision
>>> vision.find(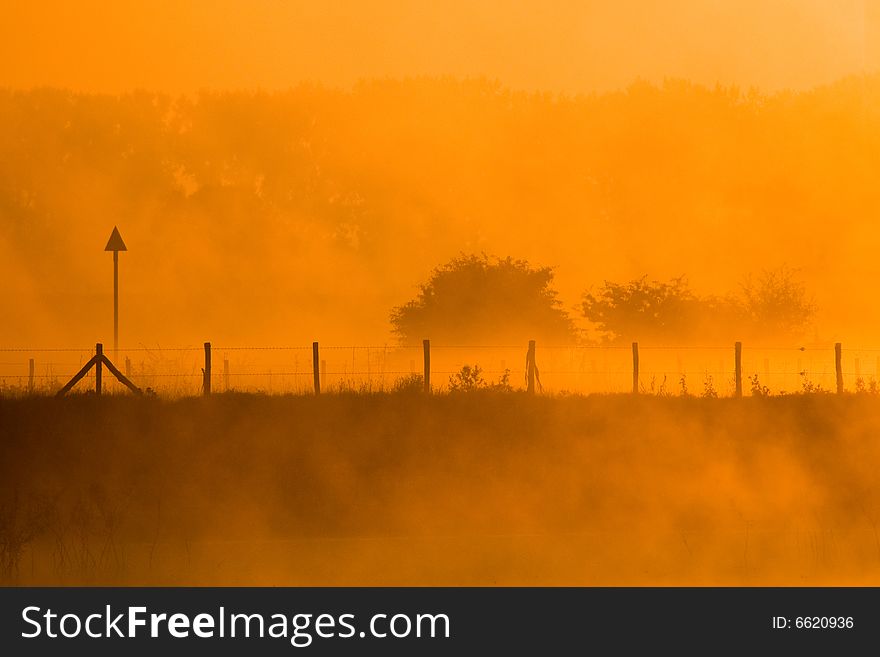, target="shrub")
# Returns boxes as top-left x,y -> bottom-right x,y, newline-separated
448,365 -> 487,392
749,374 -> 770,397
